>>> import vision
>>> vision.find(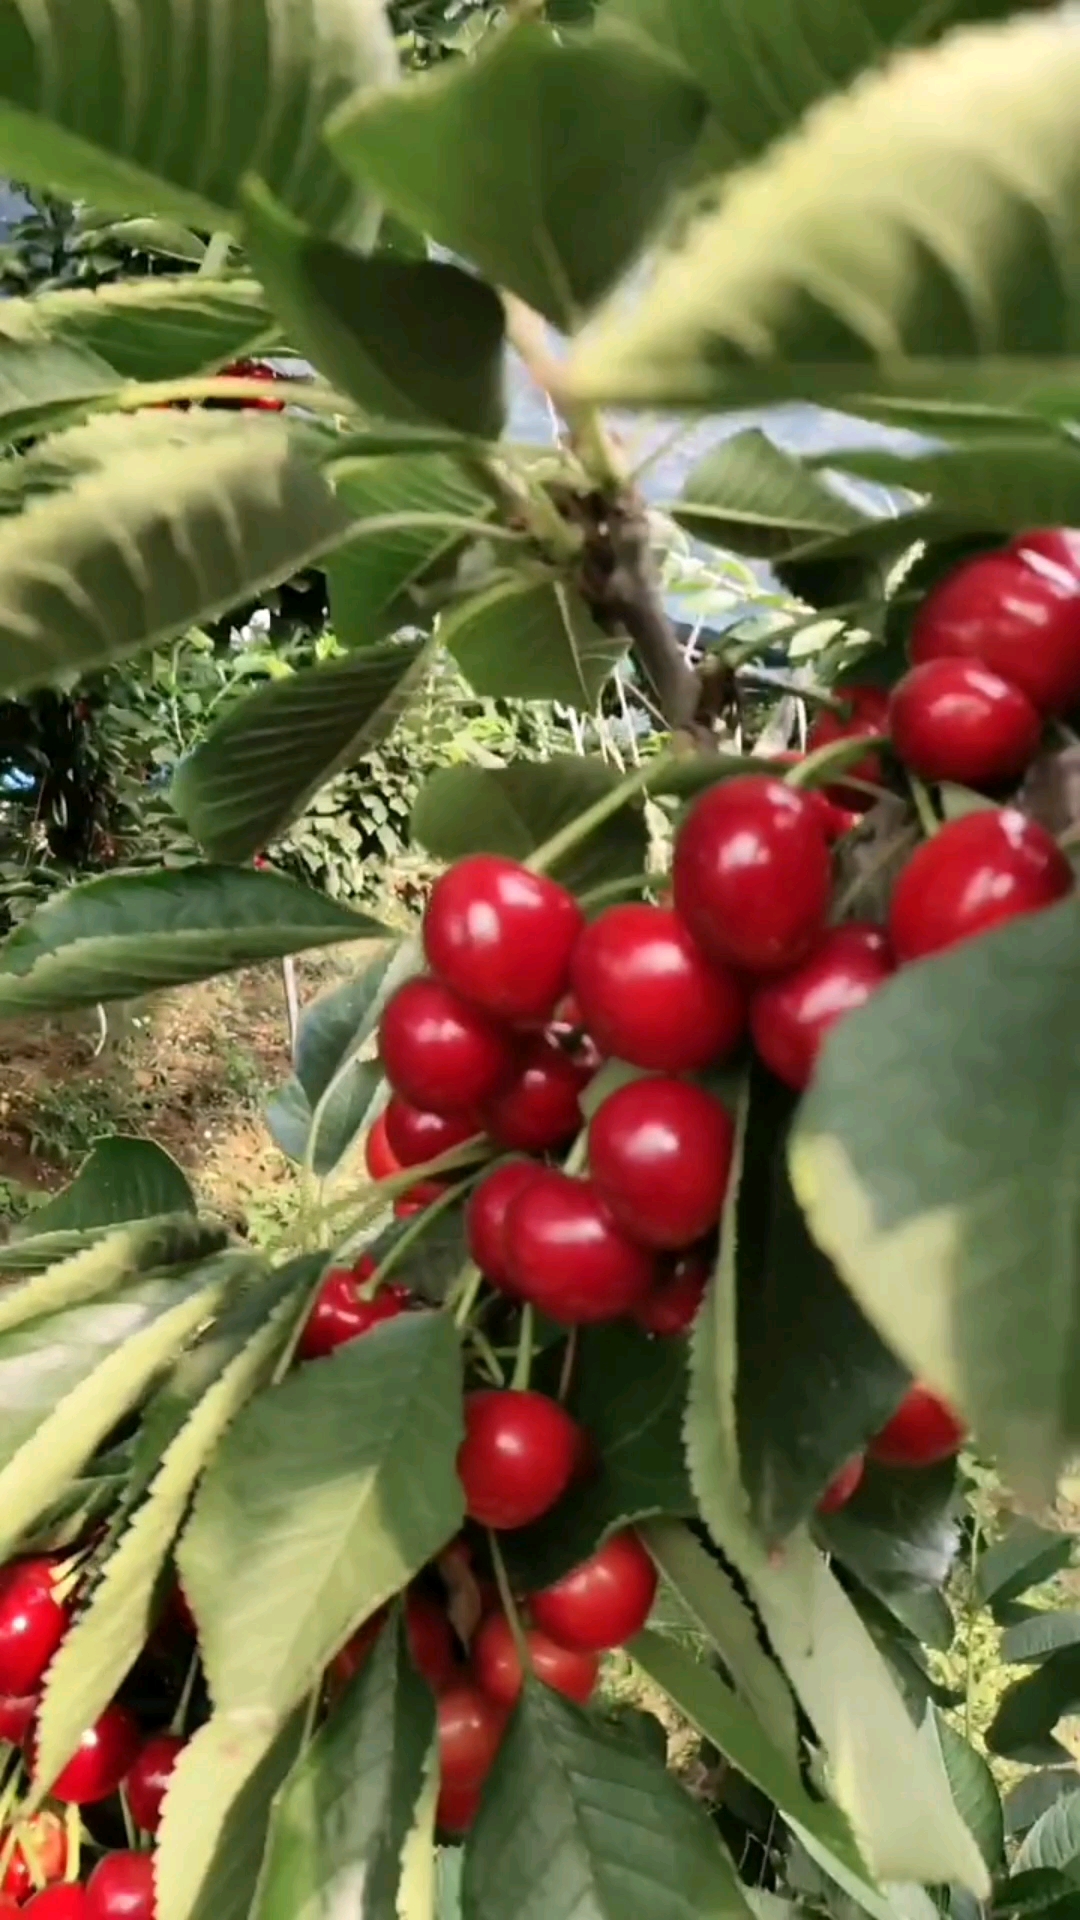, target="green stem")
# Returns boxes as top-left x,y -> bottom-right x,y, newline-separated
510,1304 -> 534,1392
199,230 -> 232,276
170,1650 -> 201,1738
452,1264 -> 485,1330
63,1805 -> 81,1881
908,774 -> 941,839
526,755 -> 675,879
557,1327 -> 578,1404
488,1534 -> 532,1670
578,871 -> 656,910
468,1326 -> 506,1386
118,1787 -> 138,1853
364,1169 -> 484,1295
782,735 -> 888,792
